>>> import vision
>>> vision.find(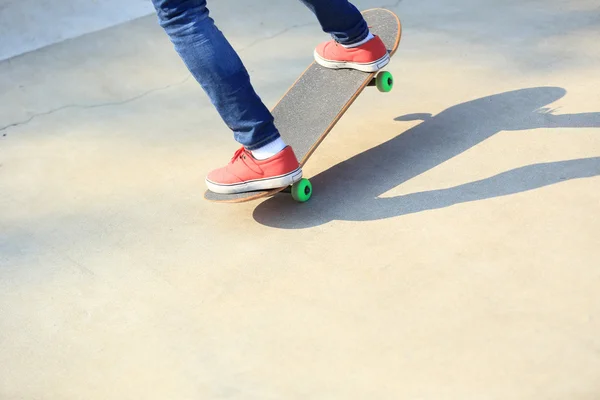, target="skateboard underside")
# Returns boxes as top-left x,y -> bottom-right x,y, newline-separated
204,8 -> 401,203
